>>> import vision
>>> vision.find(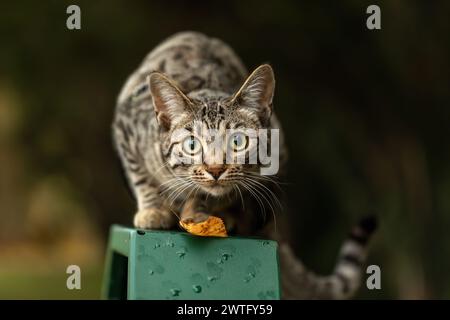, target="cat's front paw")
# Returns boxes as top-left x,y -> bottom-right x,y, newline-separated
186,212 -> 210,223
133,207 -> 175,229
